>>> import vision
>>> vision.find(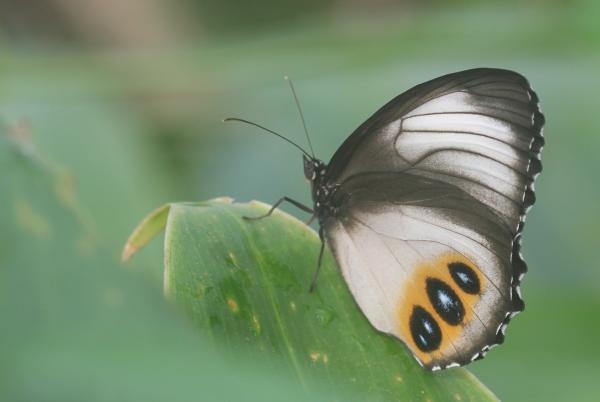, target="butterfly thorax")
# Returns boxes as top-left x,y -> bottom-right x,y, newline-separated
304,158 -> 340,224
